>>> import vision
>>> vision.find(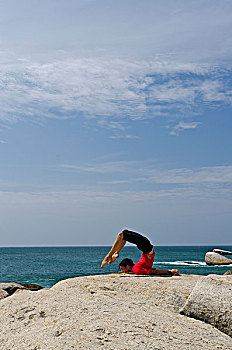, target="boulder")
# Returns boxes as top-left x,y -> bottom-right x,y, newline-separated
180,275 -> 232,337
205,252 -> 232,265
0,282 -> 43,300
224,269 -> 232,275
